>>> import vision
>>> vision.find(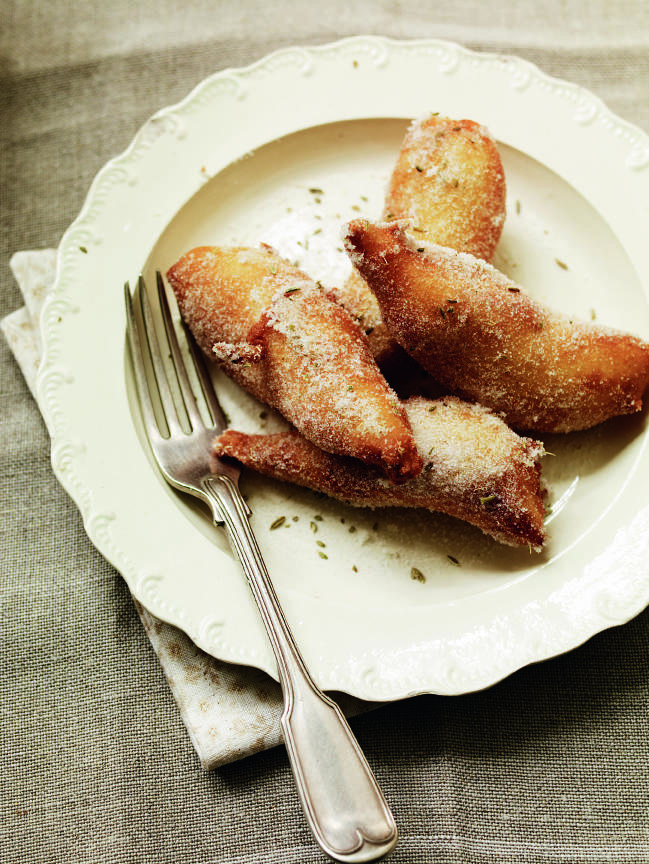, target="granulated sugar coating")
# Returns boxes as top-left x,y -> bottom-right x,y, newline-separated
167,244 -> 314,353
333,114 -> 507,375
384,114 -> 506,262
214,395 -> 546,549
344,219 -> 649,433
167,245 -> 422,483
